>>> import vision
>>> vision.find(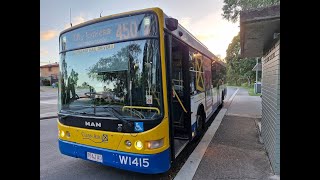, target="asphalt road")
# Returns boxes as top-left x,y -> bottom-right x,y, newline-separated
40,87 -> 237,180
40,89 -> 58,118
224,86 -> 236,104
